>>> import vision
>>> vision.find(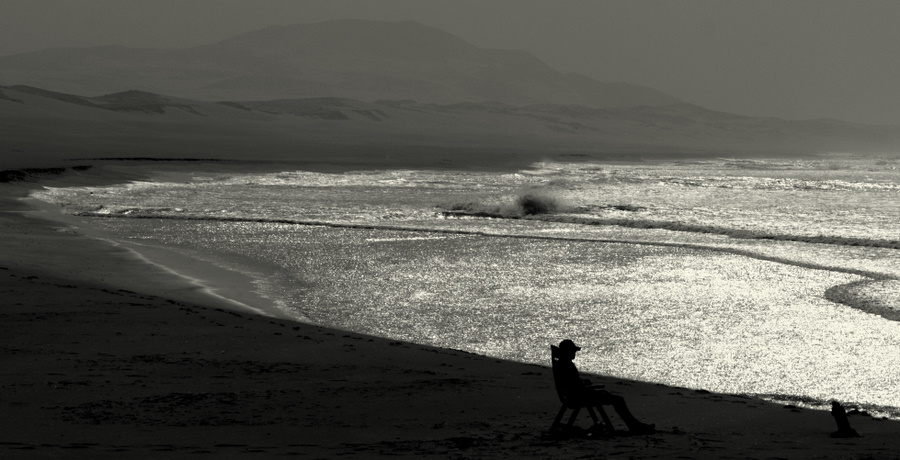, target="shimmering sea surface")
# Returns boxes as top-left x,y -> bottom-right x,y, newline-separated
33,157 -> 900,416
